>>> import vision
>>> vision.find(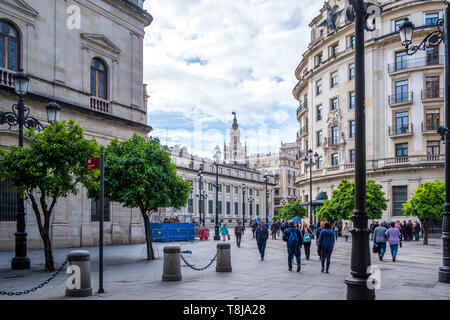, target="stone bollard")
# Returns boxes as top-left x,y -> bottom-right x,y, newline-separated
162,246 -> 182,281
216,243 -> 232,272
65,250 -> 92,297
